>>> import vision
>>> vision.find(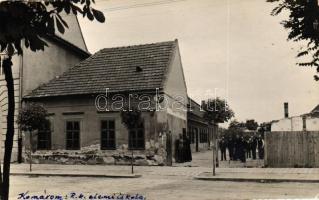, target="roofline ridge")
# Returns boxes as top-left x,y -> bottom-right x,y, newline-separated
99,40 -> 177,51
